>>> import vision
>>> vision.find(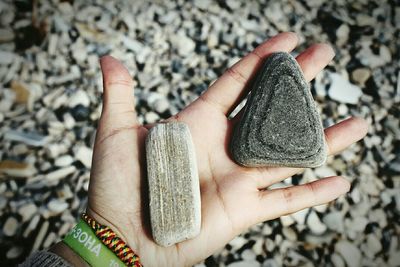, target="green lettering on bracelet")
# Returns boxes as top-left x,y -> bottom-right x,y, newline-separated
63,219 -> 125,267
